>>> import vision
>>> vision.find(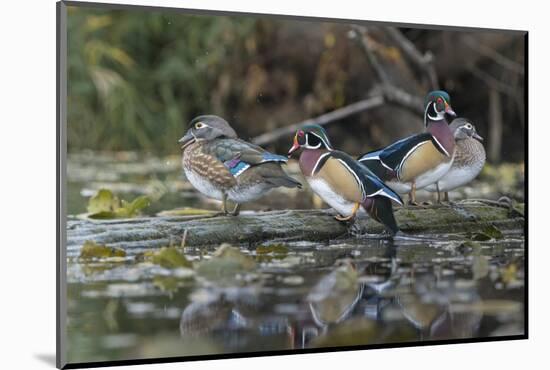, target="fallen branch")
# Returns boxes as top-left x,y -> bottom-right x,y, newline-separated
251,95 -> 384,146
350,25 -> 392,86
66,201 -> 525,257
351,25 -> 424,114
385,27 -> 439,89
